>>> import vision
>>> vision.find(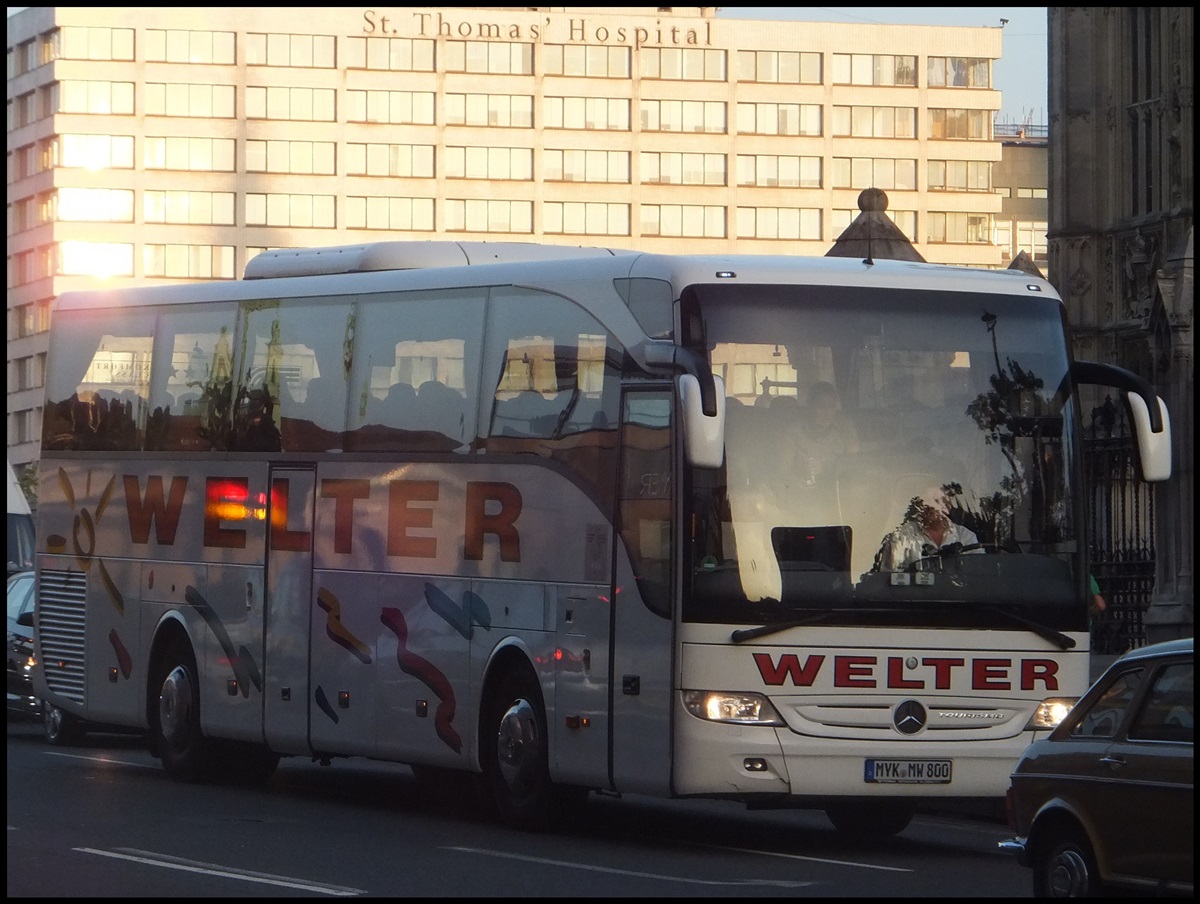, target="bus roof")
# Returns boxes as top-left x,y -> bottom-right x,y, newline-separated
53,244 -> 1061,314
